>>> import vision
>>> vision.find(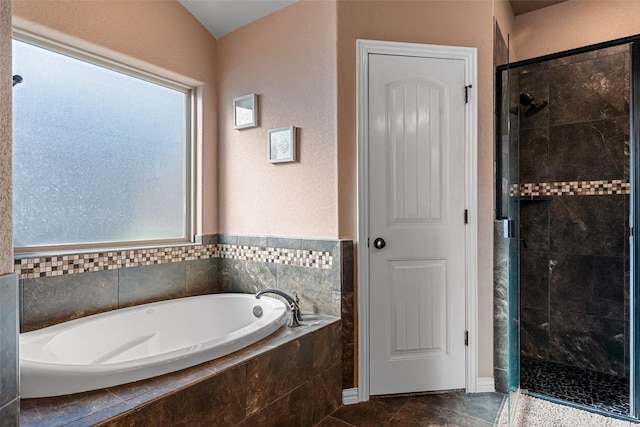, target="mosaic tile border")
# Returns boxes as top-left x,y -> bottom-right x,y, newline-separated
512,179 -> 630,197
15,243 -> 333,279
